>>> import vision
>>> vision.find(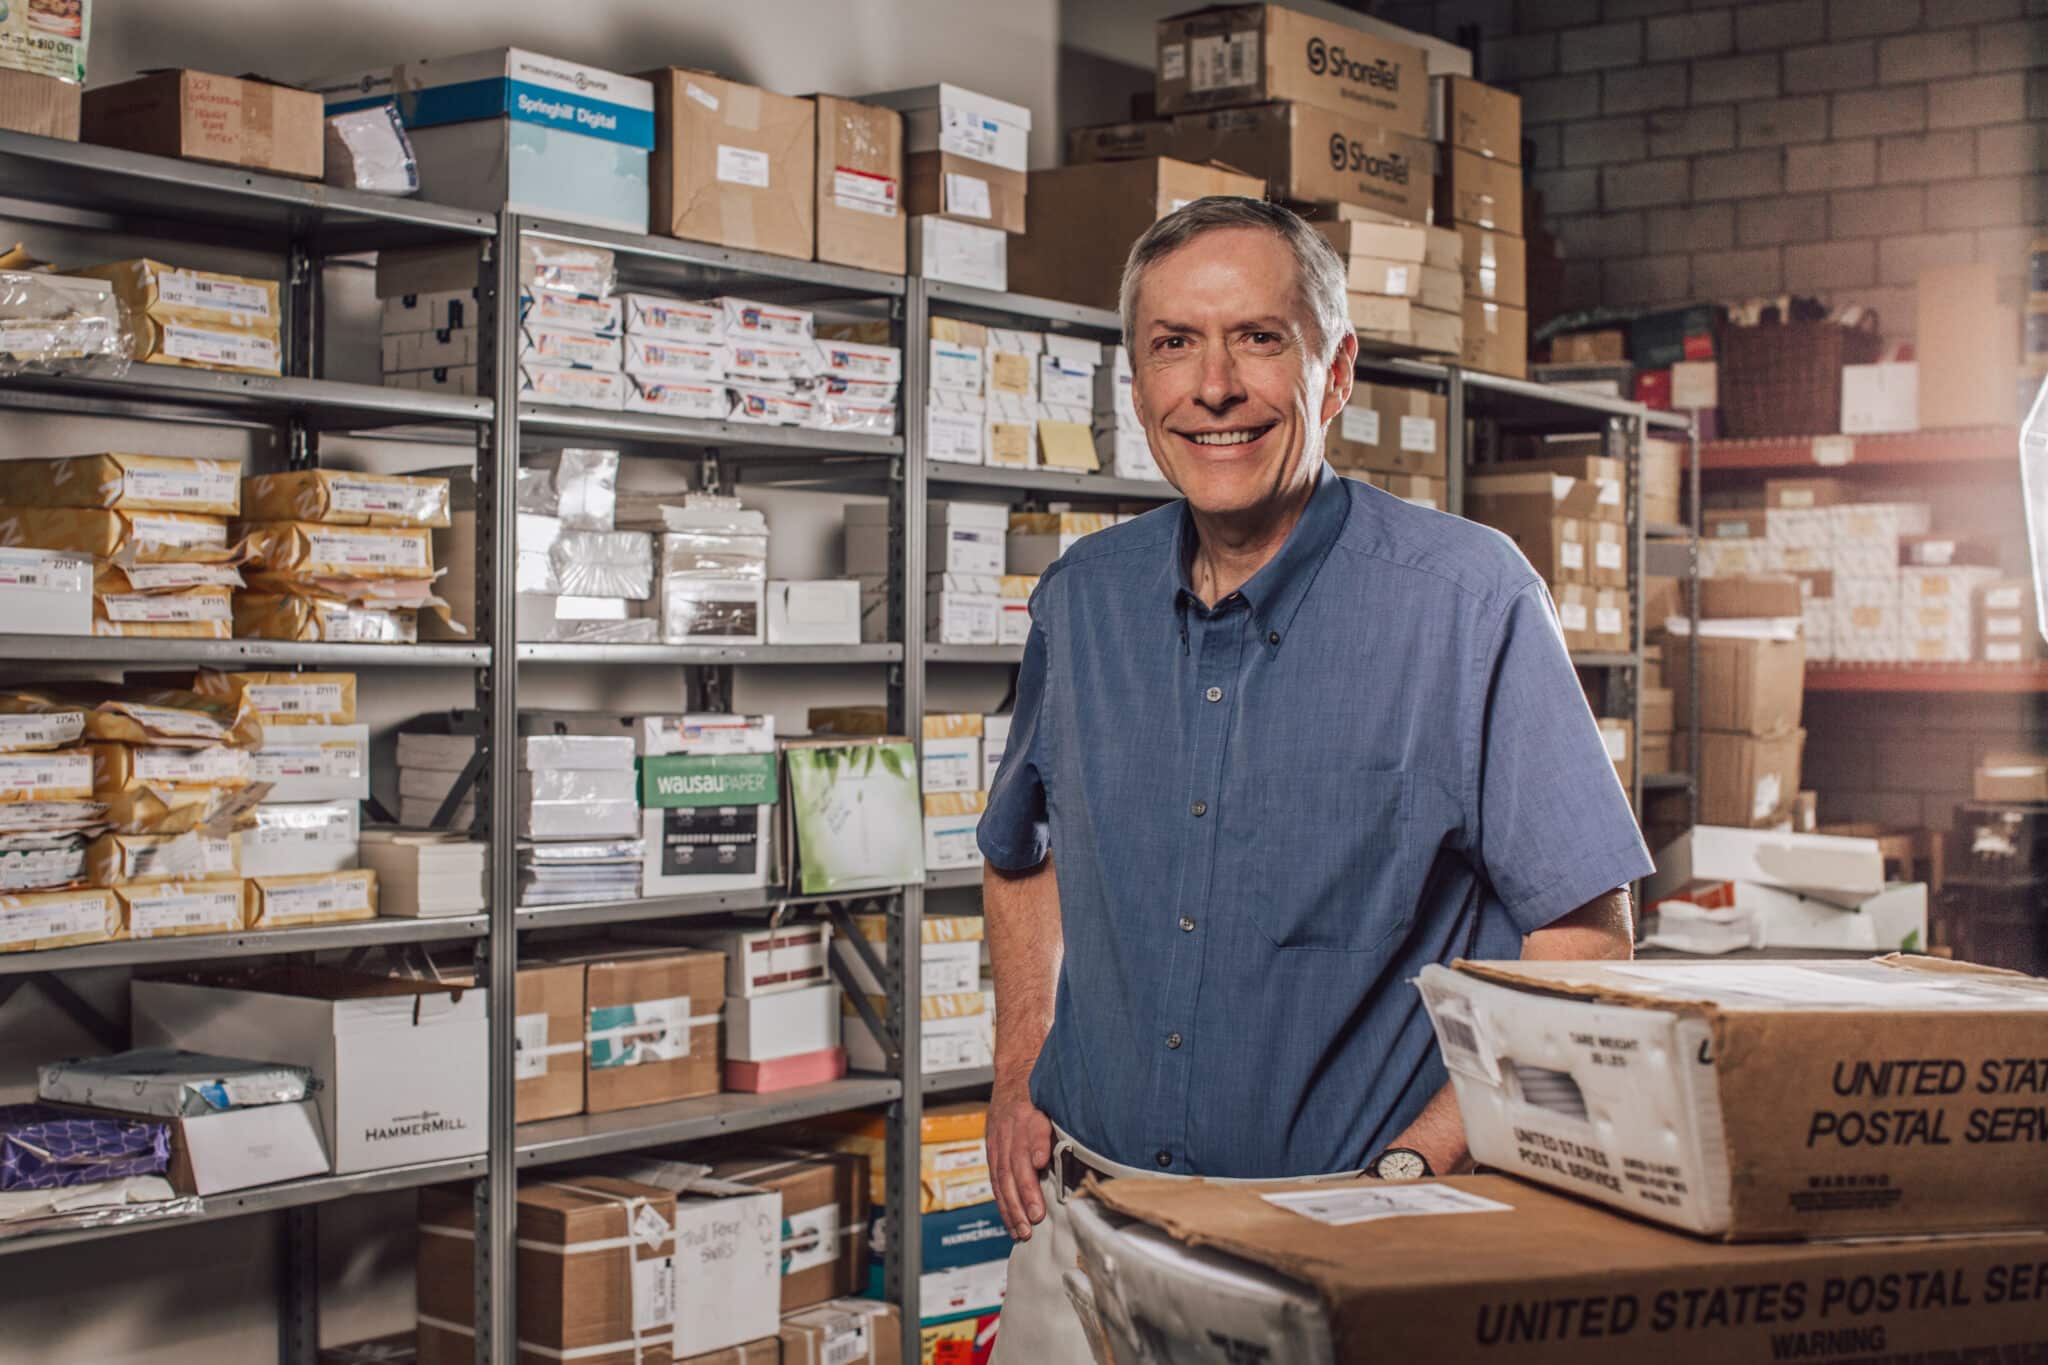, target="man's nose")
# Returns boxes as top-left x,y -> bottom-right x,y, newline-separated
1196,343 -> 1242,409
